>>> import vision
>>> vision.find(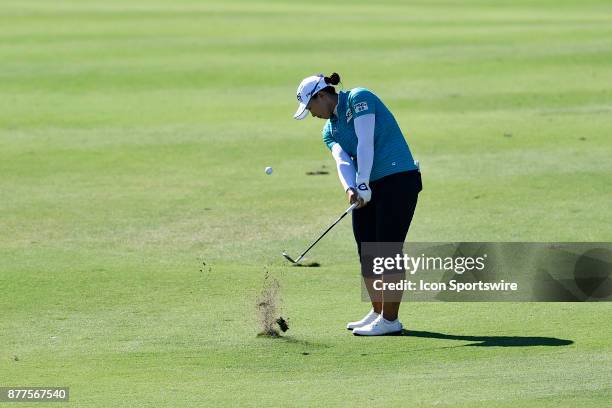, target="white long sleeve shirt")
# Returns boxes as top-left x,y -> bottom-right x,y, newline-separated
330,113 -> 375,191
